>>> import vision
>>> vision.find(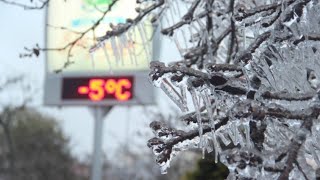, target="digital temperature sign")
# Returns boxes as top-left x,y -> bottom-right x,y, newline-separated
44,0 -> 157,106
62,77 -> 134,102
